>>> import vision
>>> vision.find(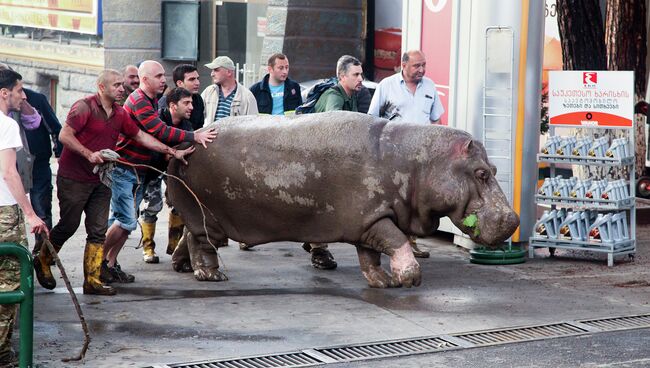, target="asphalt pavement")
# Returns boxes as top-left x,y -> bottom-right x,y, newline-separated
15,172 -> 650,367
